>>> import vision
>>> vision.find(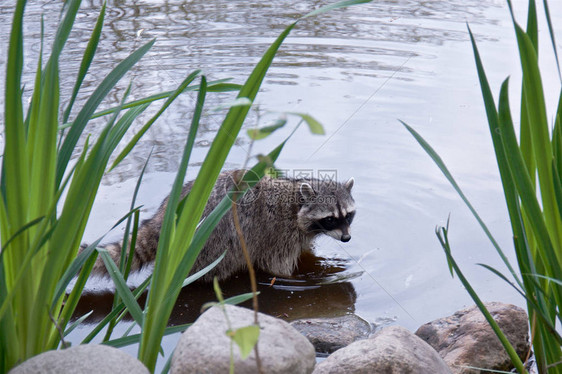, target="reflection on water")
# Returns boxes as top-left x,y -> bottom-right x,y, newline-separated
74,252 -> 359,325
0,0 -> 499,185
